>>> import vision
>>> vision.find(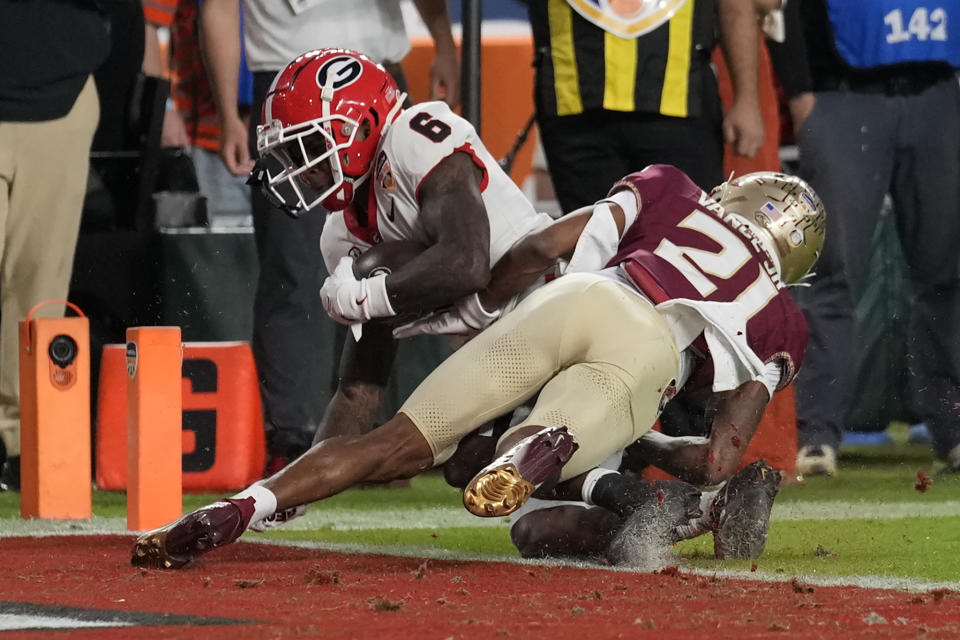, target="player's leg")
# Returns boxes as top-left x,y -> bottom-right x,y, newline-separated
132,274 -> 607,569
262,415 -> 432,507
131,414 -> 433,569
508,453 -> 667,562
441,418 -> 509,488
133,275 -> 589,568
511,466 -> 702,563
465,279 -> 681,516
132,276 -> 592,567
510,504 -> 621,560
398,274 -> 615,474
